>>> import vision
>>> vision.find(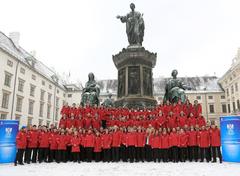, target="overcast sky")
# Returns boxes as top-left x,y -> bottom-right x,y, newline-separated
1,0 -> 240,84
